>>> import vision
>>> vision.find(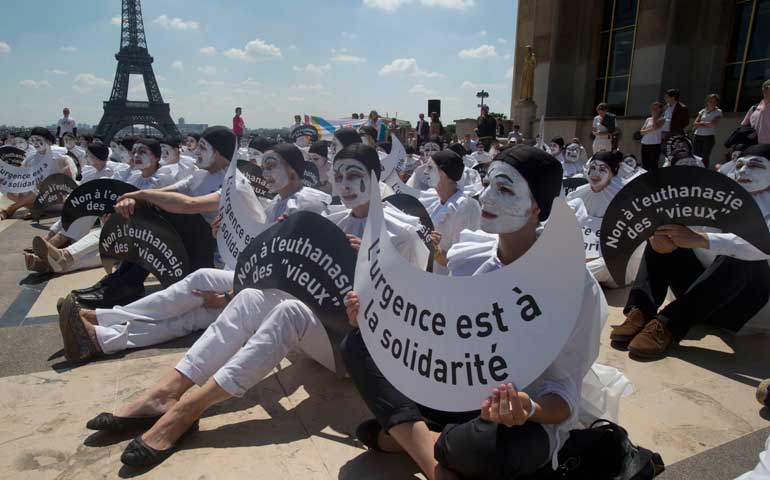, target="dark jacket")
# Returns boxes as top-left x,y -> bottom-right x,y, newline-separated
477,115 -> 497,139
416,119 -> 430,141
669,102 -> 690,135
